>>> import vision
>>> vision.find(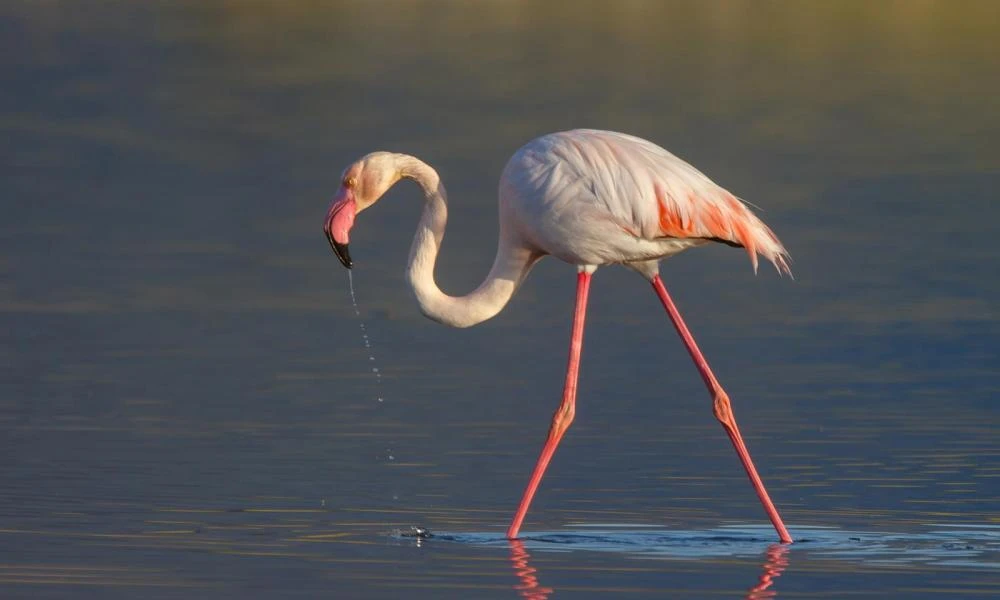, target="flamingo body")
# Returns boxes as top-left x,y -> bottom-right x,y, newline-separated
500,130 -> 790,274
323,129 -> 795,543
